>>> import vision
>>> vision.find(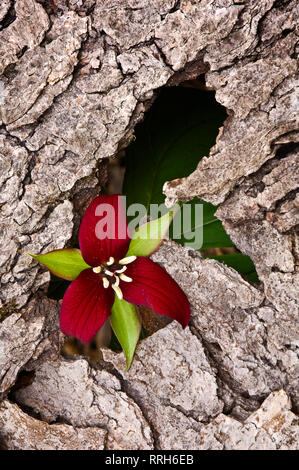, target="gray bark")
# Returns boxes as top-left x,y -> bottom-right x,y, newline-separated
0,0 -> 298,450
